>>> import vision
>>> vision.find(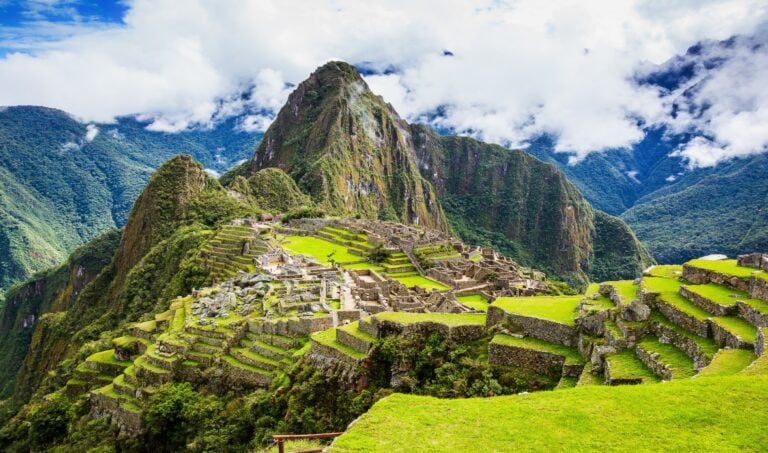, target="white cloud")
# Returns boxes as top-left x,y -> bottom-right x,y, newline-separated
84,123 -> 98,141
0,0 -> 766,164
